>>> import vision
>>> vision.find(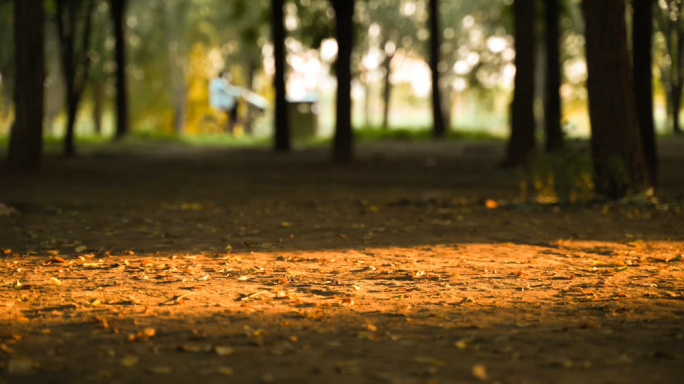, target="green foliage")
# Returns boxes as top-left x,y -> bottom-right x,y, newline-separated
524,144 -> 594,204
